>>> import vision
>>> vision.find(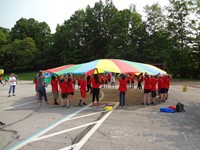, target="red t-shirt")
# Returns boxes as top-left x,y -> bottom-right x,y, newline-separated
66,80 -> 74,93
59,80 -> 67,94
166,78 -> 170,89
104,76 -> 108,82
118,78 -> 129,92
77,78 -> 81,85
150,77 -> 158,91
138,76 -> 143,82
144,77 -> 151,90
79,79 -> 86,91
34,78 -> 38,89
107,73 -> 111,80
91,77 -> 101,88
158,77 -> 165,88
51,79 -> 58,92
87,77 -> 91,85
100,75 -> 105,82
131,75 -> 134,82
72,76 -> 76,83
158,78 -> 161,89
162,76 -> 168,88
